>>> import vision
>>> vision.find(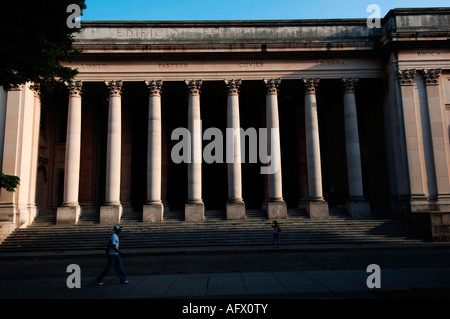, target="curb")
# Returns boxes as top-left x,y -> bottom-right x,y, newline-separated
2,242 -> 450,260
